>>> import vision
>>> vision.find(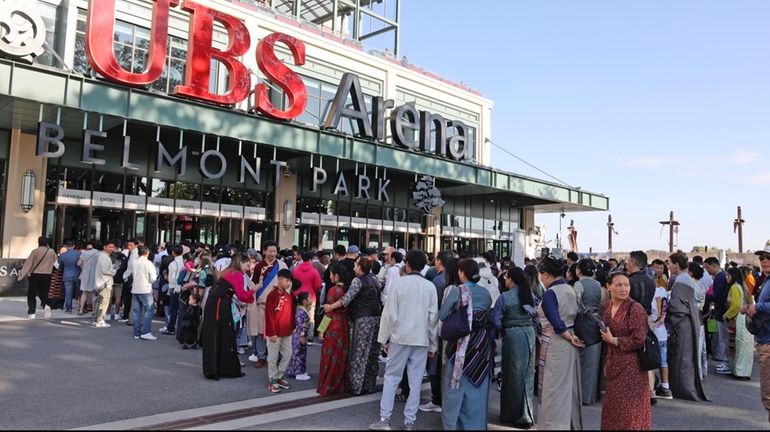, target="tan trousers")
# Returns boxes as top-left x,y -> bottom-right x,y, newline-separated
266,335 -> 292,381
757,344 -> 770,418
94,286 -> 112,323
